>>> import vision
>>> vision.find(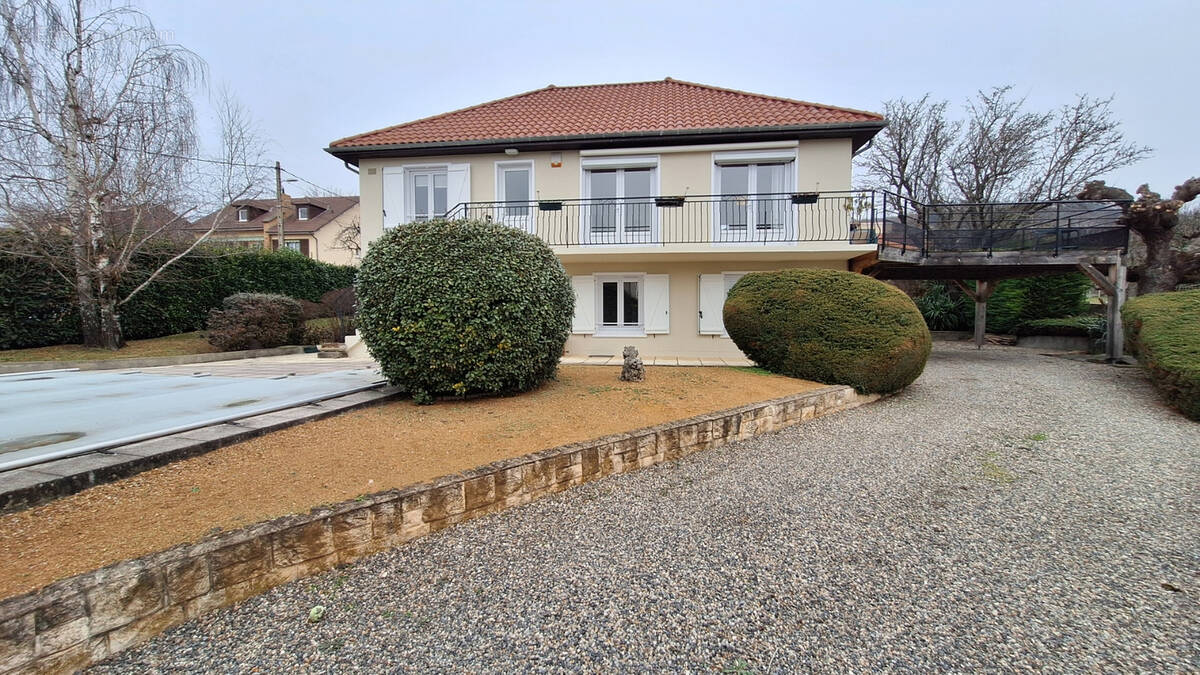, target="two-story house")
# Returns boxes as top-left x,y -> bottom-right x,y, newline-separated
187,195 -> 361,265
326,78 -> 886,359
